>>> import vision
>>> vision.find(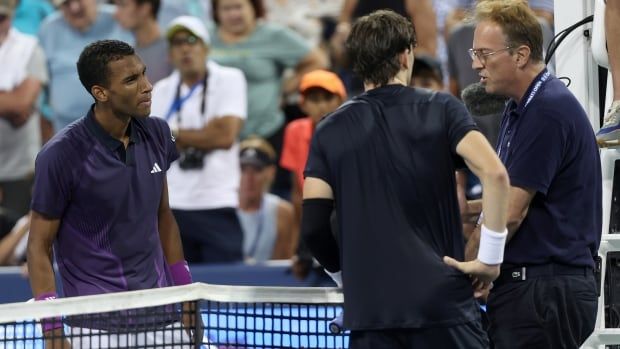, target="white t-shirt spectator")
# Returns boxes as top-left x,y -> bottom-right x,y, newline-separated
151,60 -> 247,210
